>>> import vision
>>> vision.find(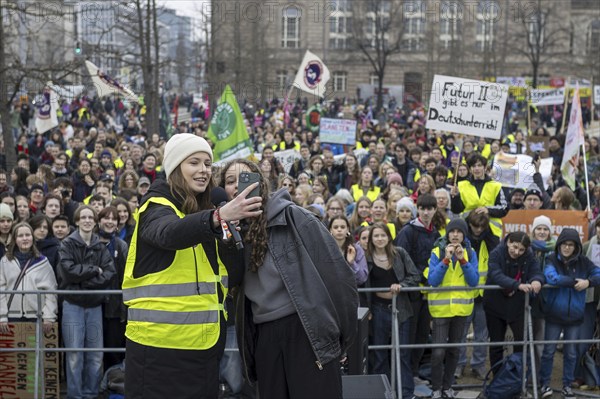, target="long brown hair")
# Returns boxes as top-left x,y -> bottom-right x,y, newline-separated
168,164 -> 214,214
220,159 -> 271,272
367,222 -> 397,261
7,222 -> 41,261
